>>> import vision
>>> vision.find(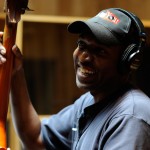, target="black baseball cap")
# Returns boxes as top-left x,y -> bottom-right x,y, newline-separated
68,8 -> 138,45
